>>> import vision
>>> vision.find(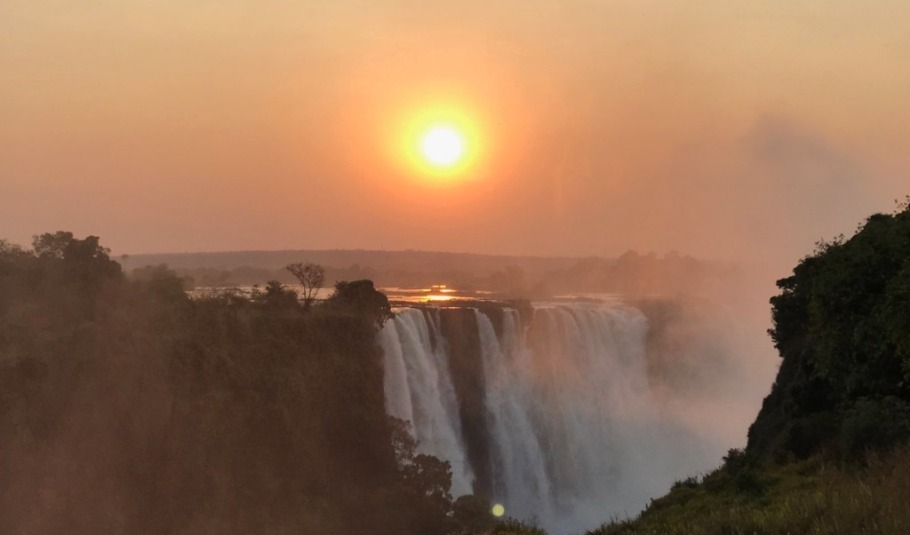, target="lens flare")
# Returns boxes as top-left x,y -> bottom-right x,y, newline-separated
491,503 -> 505,517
